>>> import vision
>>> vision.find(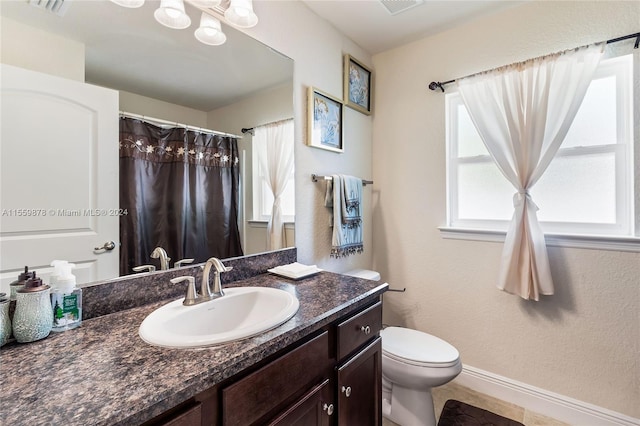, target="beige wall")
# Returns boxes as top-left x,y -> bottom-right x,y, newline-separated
119,90 -> 209,128
243,1 -> 374,273
372,0 -> 639,418
0,16 -> 85,81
